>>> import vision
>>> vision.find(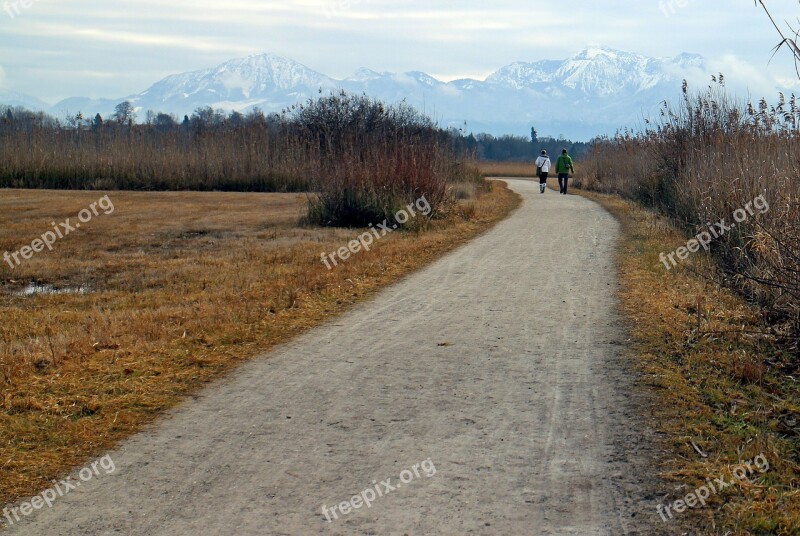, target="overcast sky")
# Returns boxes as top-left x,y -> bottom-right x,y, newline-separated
1,0 -> 799,103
